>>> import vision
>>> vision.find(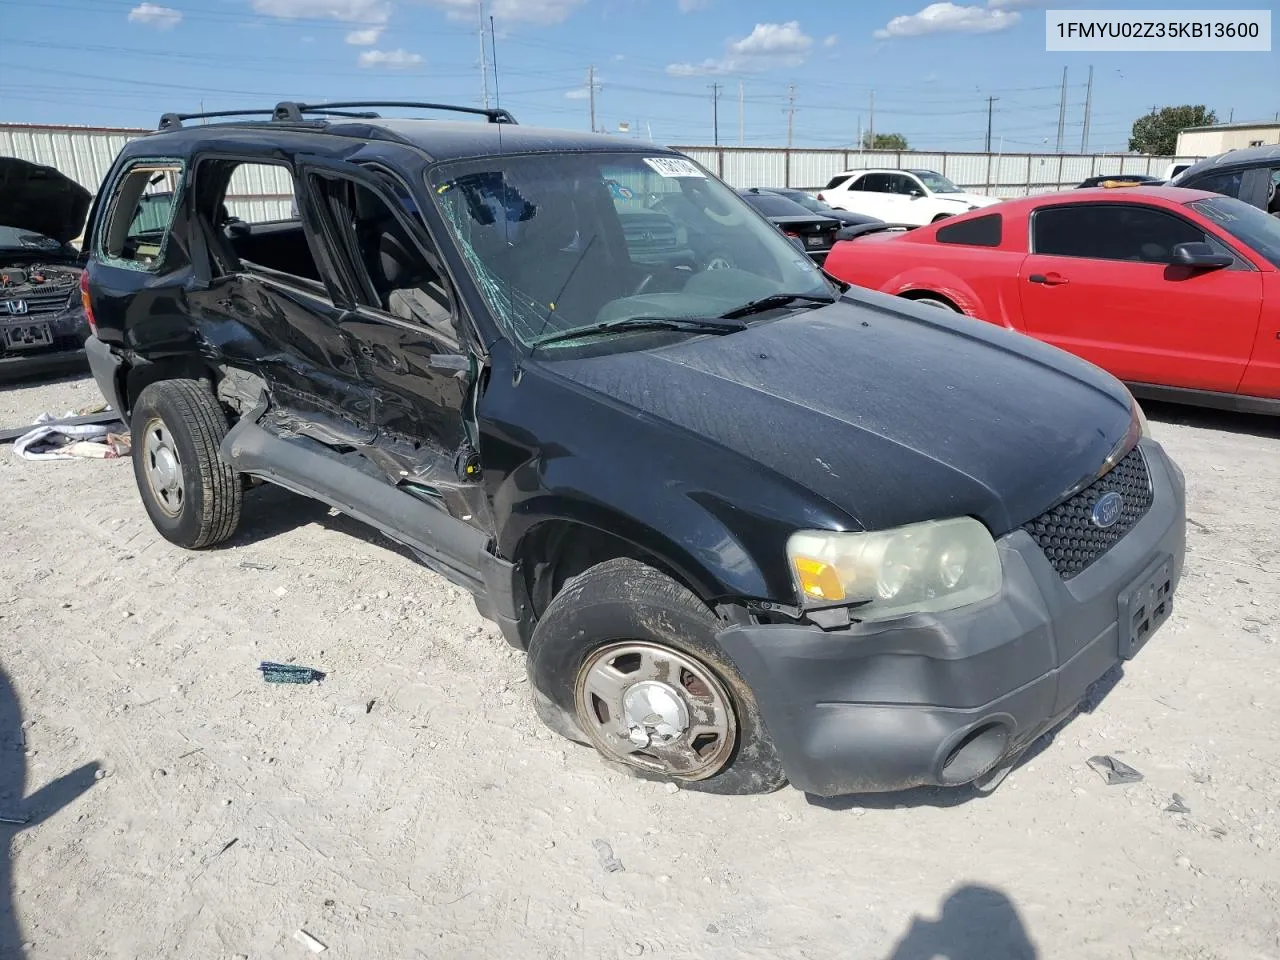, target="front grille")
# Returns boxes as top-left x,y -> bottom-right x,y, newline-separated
1022,447 -> 1153,580
0,286 -> 75,317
